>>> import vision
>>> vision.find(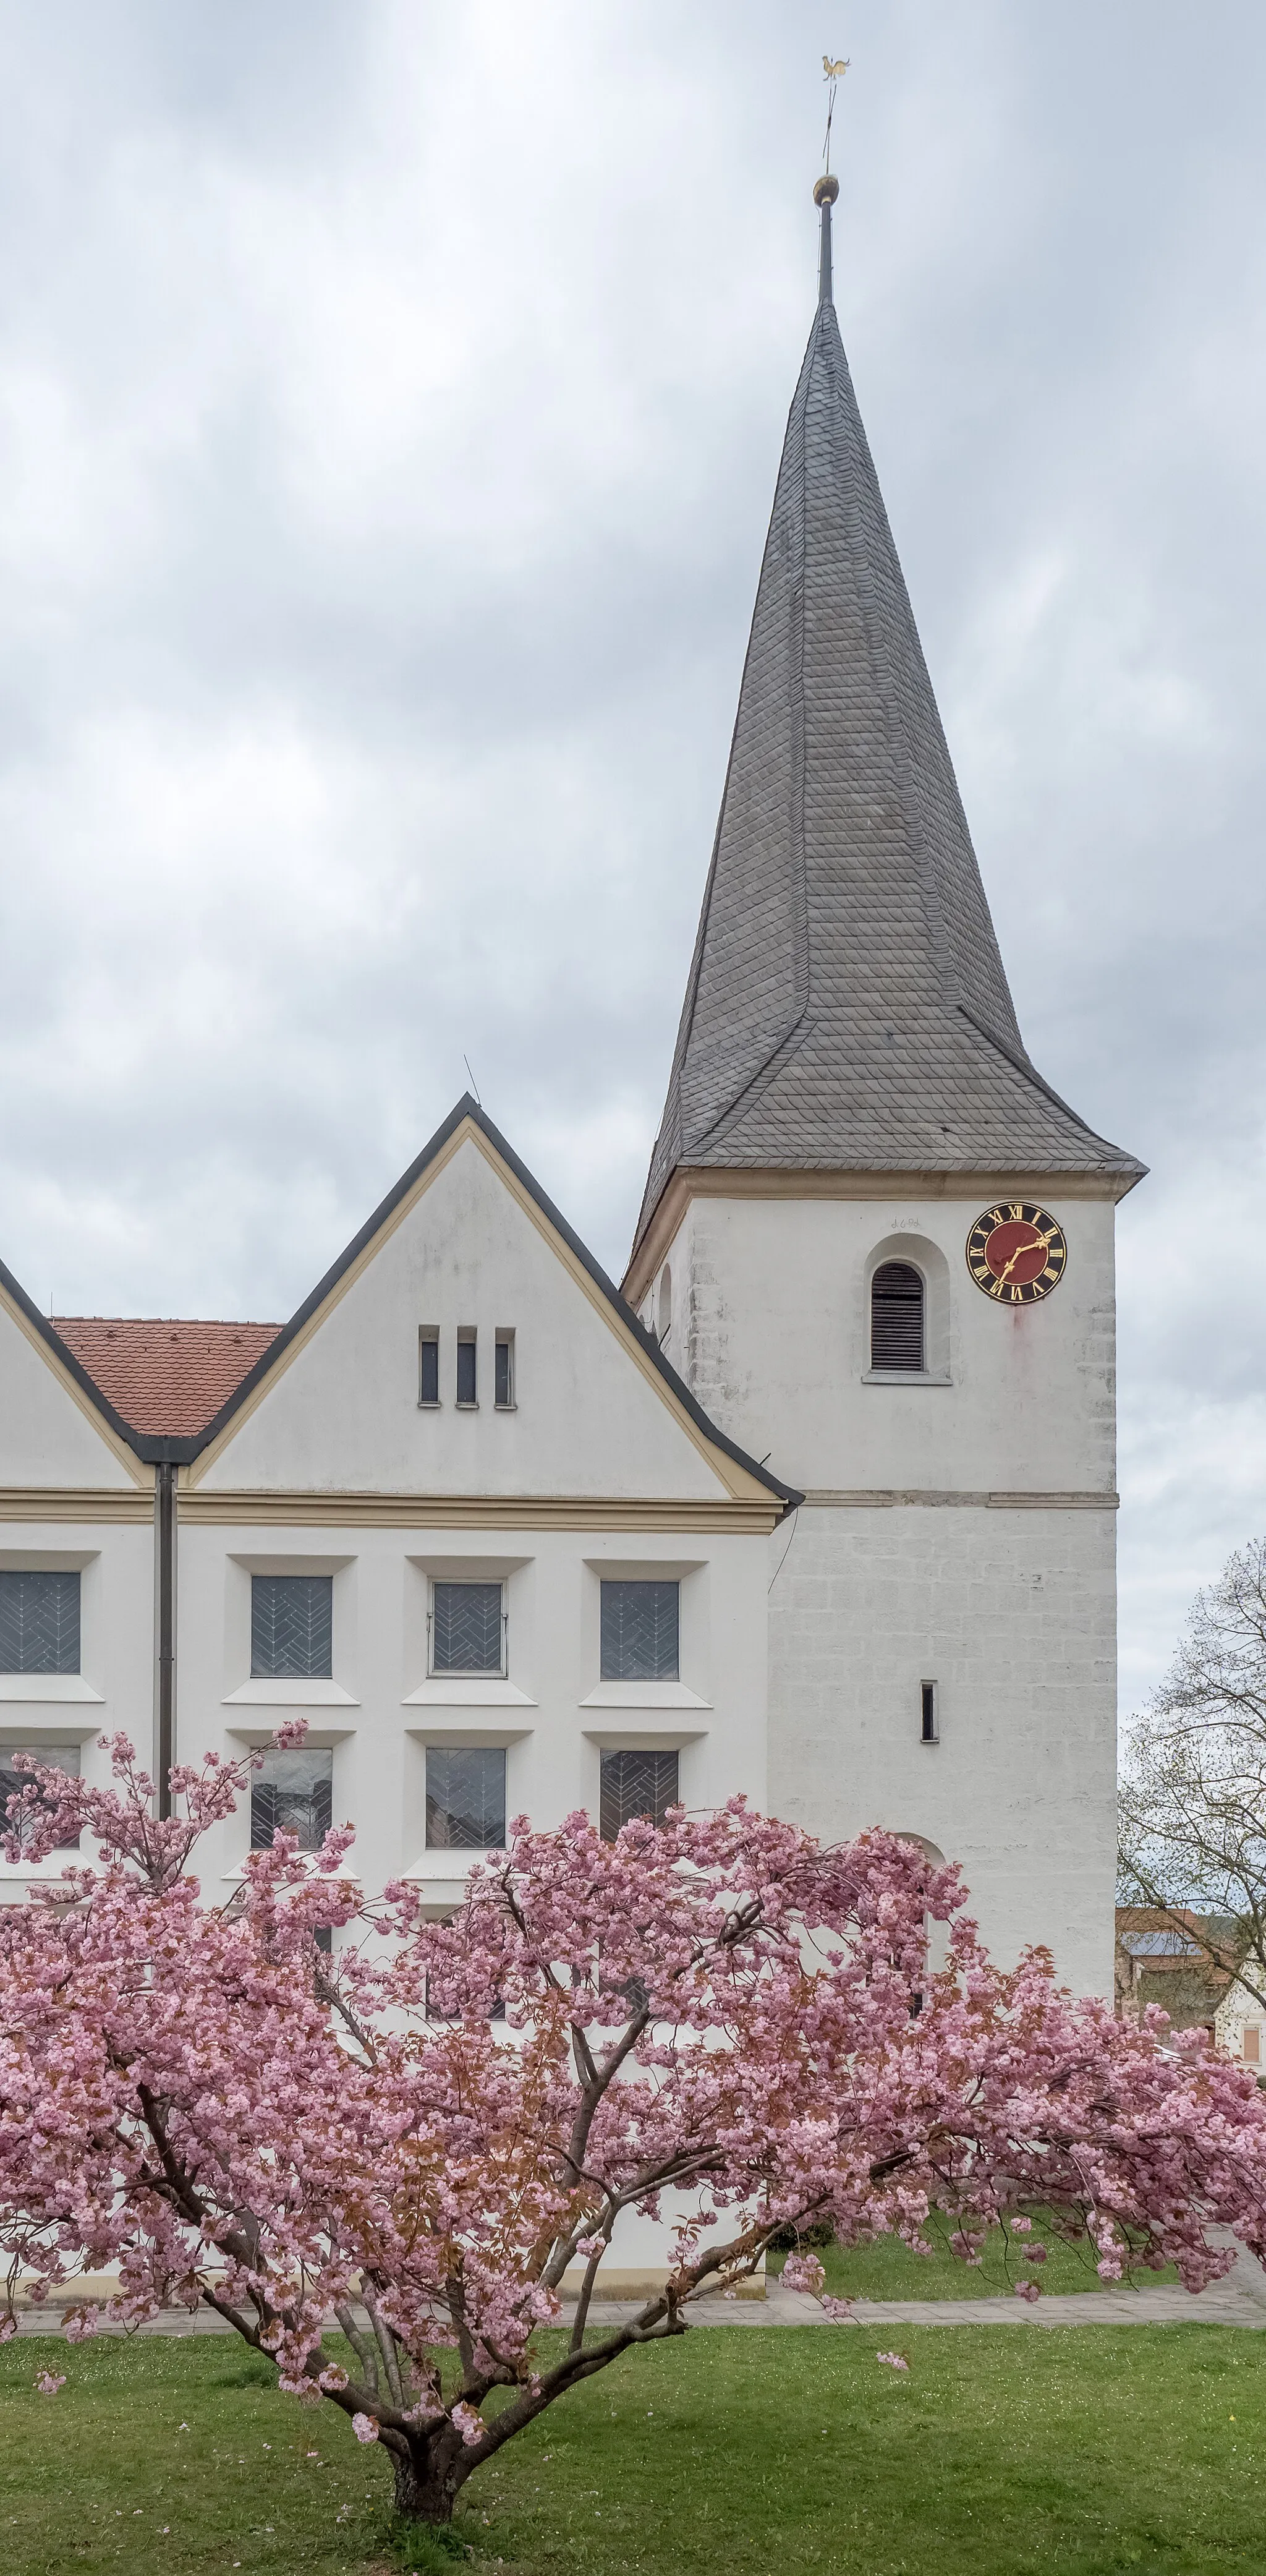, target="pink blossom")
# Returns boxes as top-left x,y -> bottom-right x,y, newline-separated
876,2352 -> 909,2371
35,2371 -> 66,2395
1013,2279 -> 1042,2303
0,1739 -> 1264,2525
781,2251 -> 827,2296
